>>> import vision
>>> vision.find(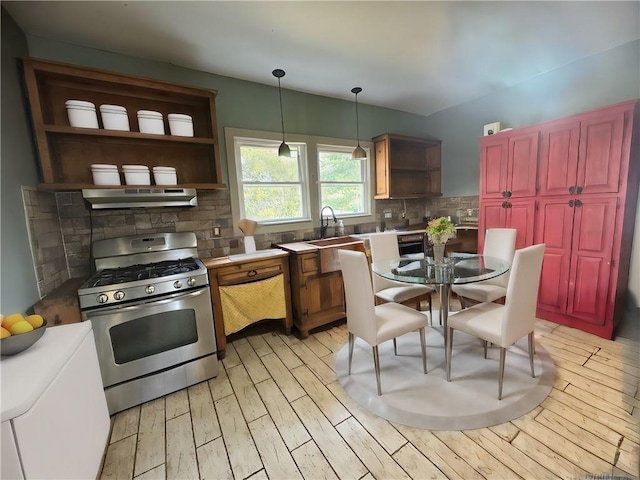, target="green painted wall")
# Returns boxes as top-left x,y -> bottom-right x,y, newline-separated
423,40 -> 640,196
25,35 -> 434,182
1,9 -> 41,314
